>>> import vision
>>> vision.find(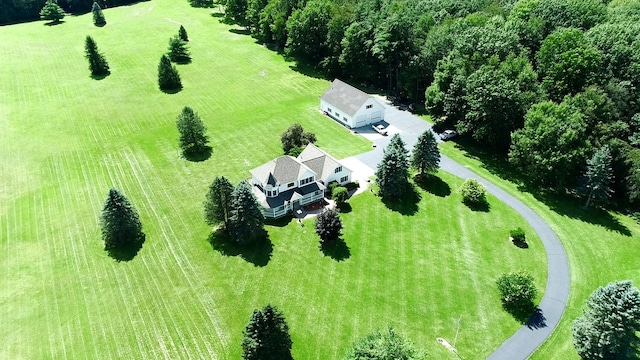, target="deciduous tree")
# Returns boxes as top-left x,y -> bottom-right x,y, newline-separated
158,54 -> 182,91
496,271 -> 537,313
228,181 -> 265,245
242,305 -> 293,360
92,1 -> 105,26
40,0 -> 65,23
573,281 -> 640,360
204,176 -> 234,228
285,0 -> 331,62
280,124 -> 316,155
411,130 -> 440,177
100,189 -> 144,250
345,328 -> 421,360
459,178 -> 487,205
176,106 -> 210,157
84,36 -> 110,77
315,208 -> 342,244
